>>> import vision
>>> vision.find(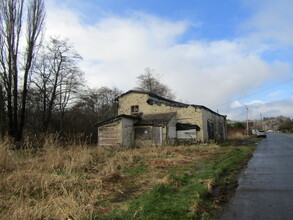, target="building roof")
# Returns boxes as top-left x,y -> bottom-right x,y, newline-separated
118,90 -> 226,118
96,112 -> 177,127
136,112 -> 176,126
118,90 -> 187,107
95,114 -> 138,127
